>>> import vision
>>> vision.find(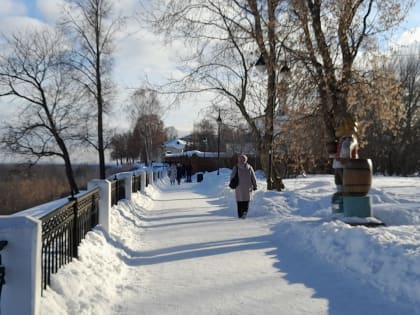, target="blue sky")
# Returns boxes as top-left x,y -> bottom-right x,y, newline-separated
402,0 -> 420,29
21,0 -> 38,16
392,1 -> 420,46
